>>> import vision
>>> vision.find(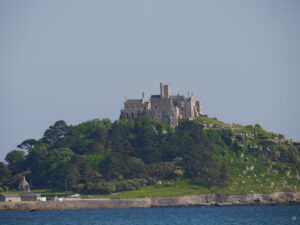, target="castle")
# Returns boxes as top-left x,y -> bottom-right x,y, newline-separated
120,83 -> 204,128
